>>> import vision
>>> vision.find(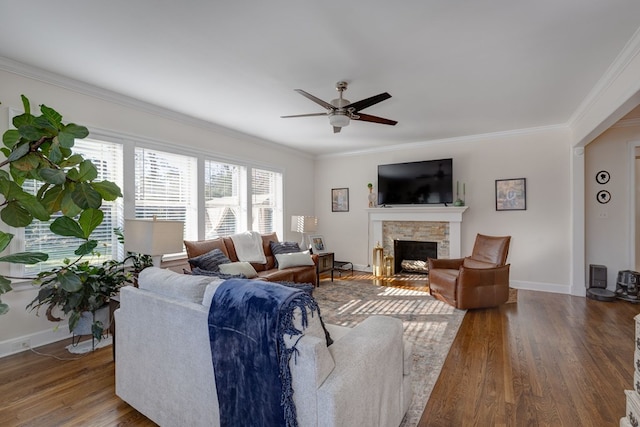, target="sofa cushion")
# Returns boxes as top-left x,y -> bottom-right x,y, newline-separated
138,267 -> 212,303
219,261 -> 259,278
184,237 -> 229,260
190,267 -> 247,280
188,248 -> 231,272
270,241 -> 301,267
275,252 -> 314,270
